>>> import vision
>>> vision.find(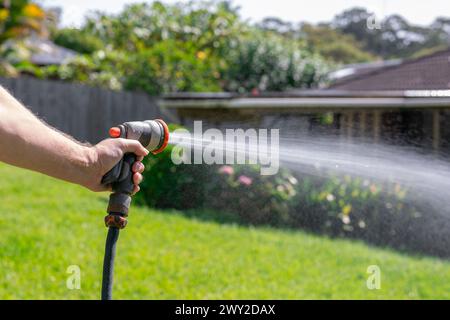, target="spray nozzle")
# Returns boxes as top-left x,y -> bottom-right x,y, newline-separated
108,119 -> 169,154
101,118 -> 170,197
